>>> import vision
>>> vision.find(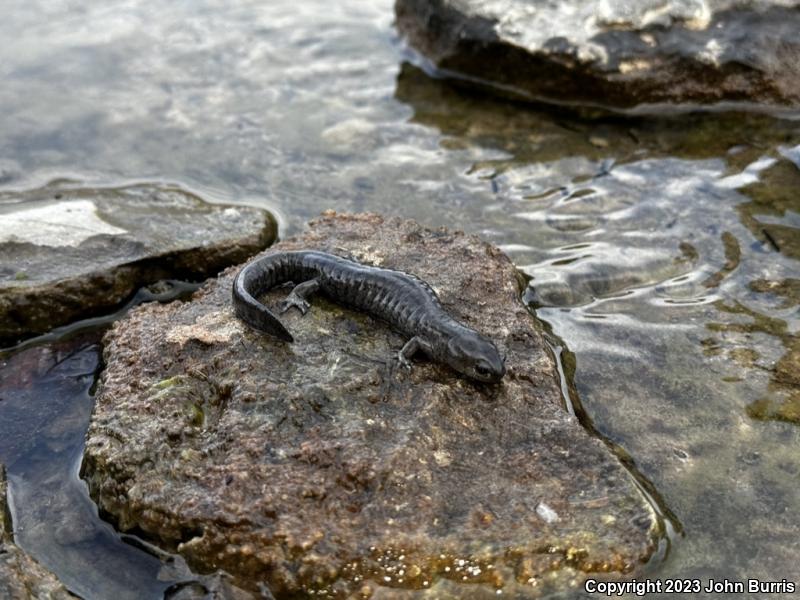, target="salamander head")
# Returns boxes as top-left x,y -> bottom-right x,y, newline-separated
445,331 -> 506,383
